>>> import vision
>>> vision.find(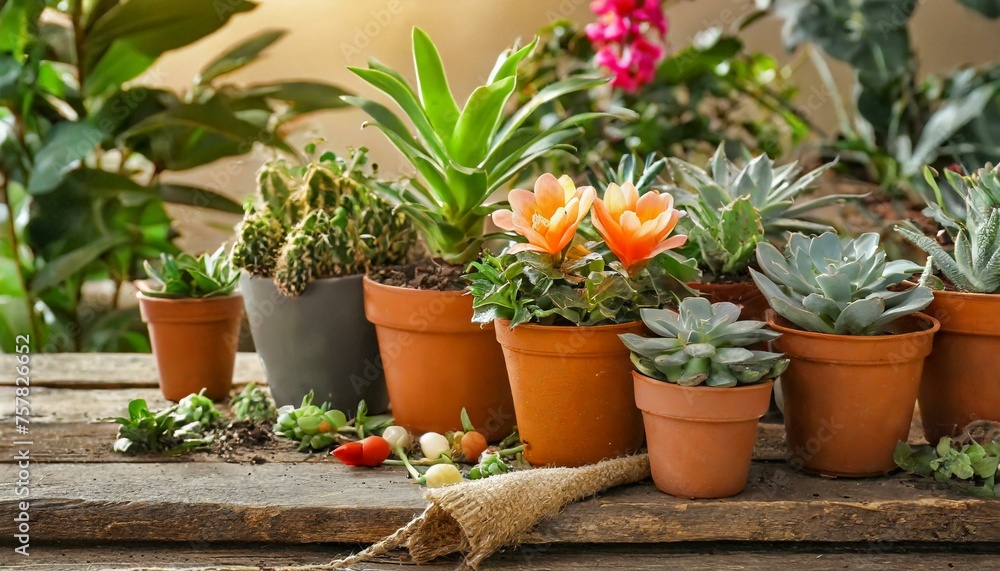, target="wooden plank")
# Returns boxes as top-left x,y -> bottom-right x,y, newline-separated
4,542 -> 1000,570
0,353 -> 265,389
2,461 -> 997,545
